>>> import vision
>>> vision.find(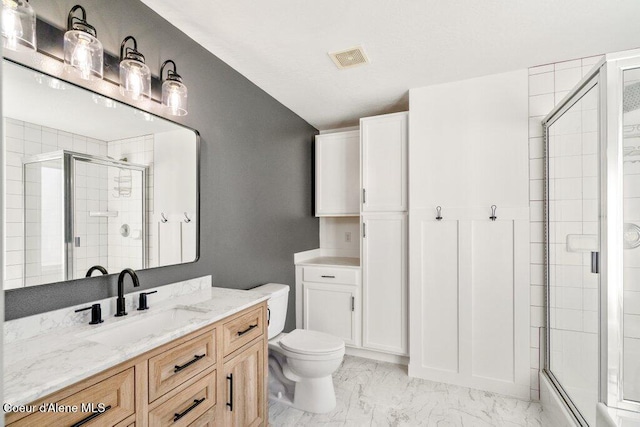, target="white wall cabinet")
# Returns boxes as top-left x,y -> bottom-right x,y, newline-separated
302,281 -> 360,346
361,213 -> 407,355
361,113 -> 408,212
315,131 -> 360,216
